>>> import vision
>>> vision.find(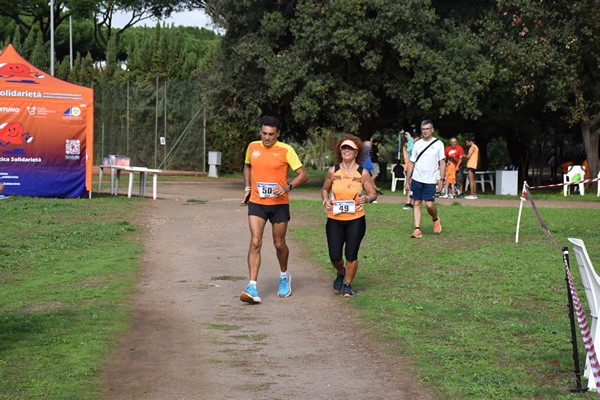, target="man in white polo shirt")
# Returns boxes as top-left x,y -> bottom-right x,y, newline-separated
404,120 -> 446,238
